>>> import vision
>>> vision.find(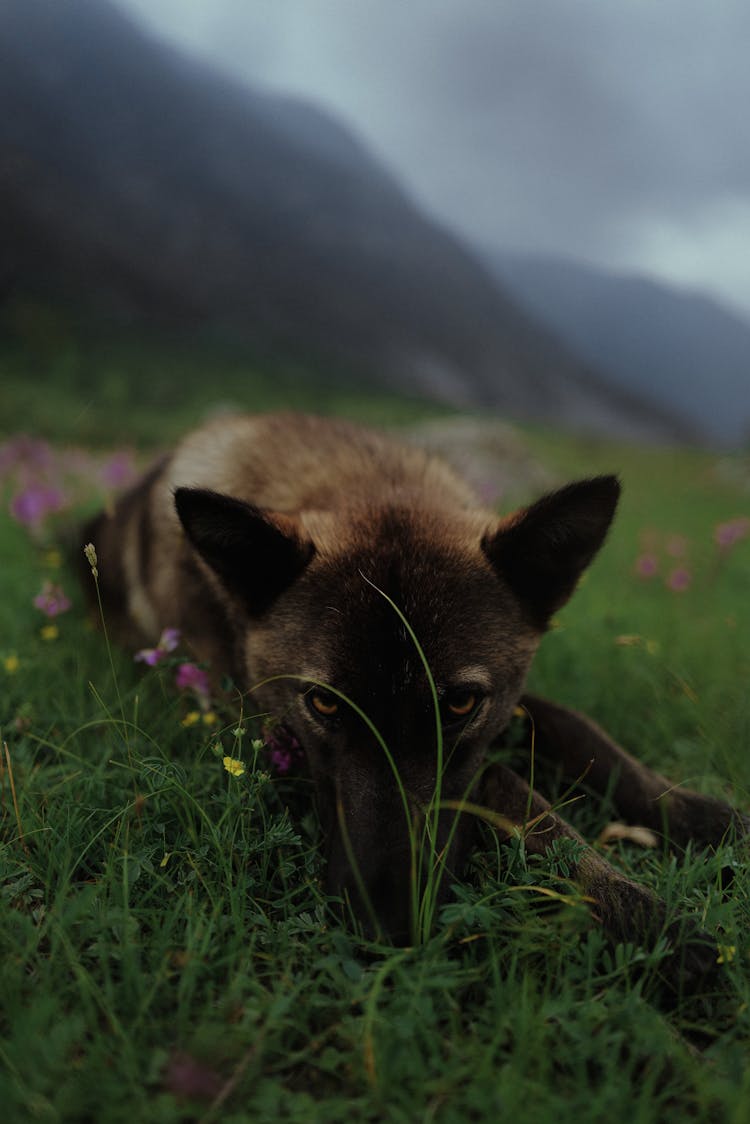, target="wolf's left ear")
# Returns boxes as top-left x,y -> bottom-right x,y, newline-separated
174,487 -> 315,616
482,475 -> 620,628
